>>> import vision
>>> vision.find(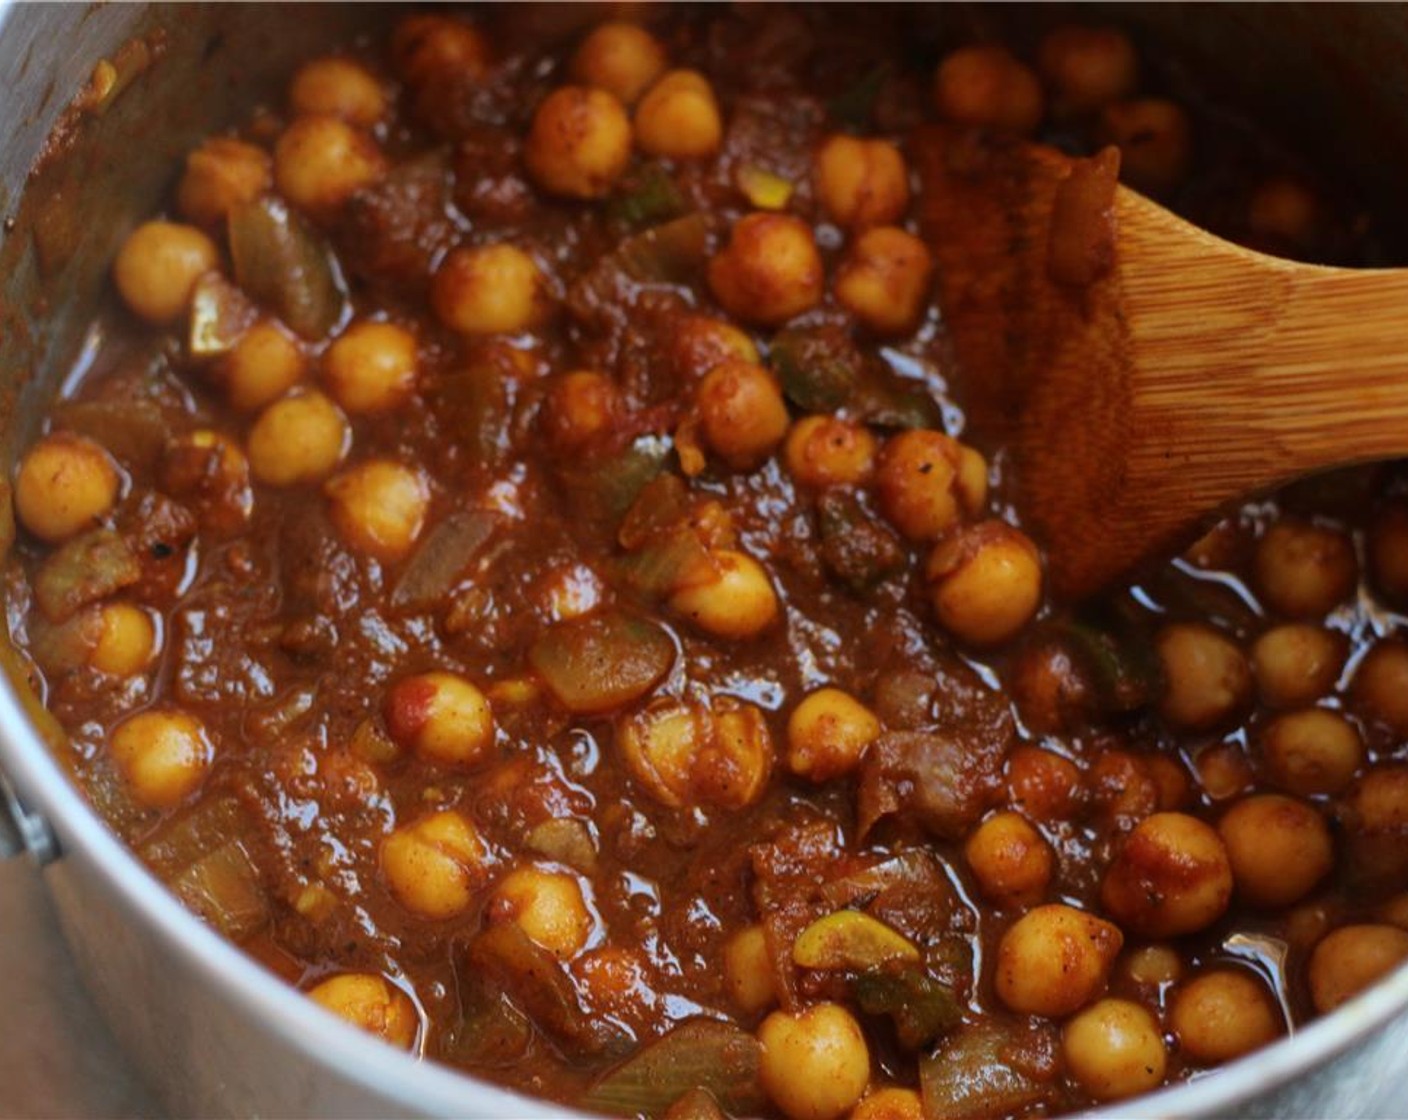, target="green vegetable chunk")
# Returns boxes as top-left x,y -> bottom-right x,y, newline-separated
228,196 -> 349,341
34,528 -> 141,622
919,1022 -> 1056,1120
529,609 -> 676,715
852,961 -> 962,1050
